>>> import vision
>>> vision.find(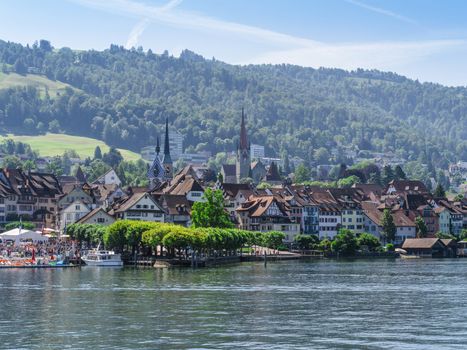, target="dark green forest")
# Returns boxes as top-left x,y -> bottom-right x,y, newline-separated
0,39 -> 466,171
